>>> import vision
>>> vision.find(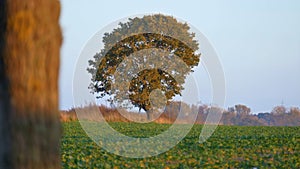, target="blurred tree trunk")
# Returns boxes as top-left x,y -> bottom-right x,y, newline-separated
0,0 -> 62,168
